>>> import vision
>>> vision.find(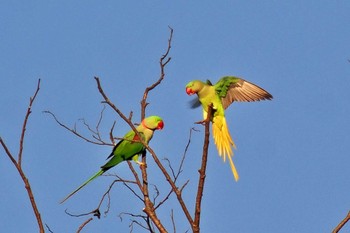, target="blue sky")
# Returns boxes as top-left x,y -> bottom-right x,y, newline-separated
1,1 -> 350,232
